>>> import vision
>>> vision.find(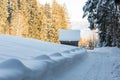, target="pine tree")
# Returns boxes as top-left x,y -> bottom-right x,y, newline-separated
10,0 -> 28,36
26,0 -> 42,39
42,3 -> 52,42
83,0 -> 120,47
0,0 -> 8,33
